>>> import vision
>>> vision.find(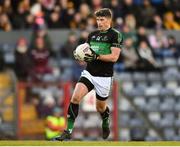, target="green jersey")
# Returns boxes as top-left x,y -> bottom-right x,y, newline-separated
86,27 -> 123,77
